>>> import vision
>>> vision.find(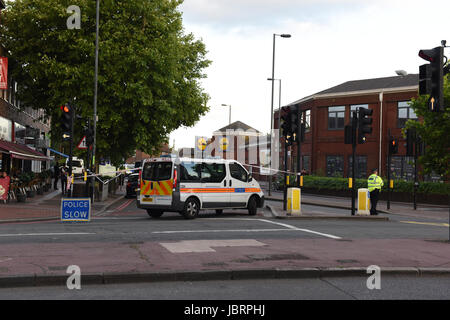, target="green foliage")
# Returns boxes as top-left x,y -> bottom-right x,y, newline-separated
405,71 -> 450,178
0,0 -> 211,165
